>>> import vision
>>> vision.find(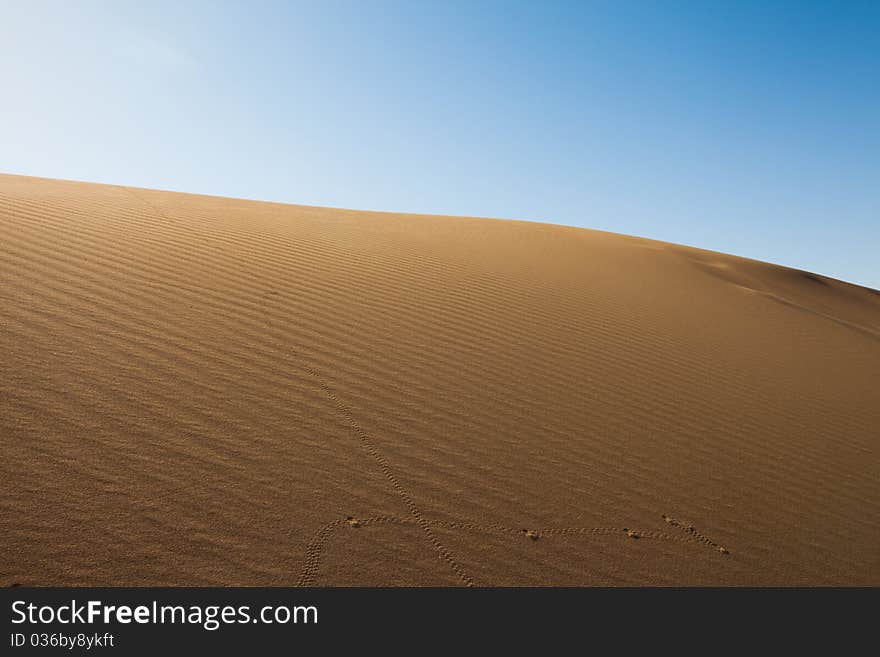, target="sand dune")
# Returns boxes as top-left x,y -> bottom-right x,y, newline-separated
1,173 -> 877,586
